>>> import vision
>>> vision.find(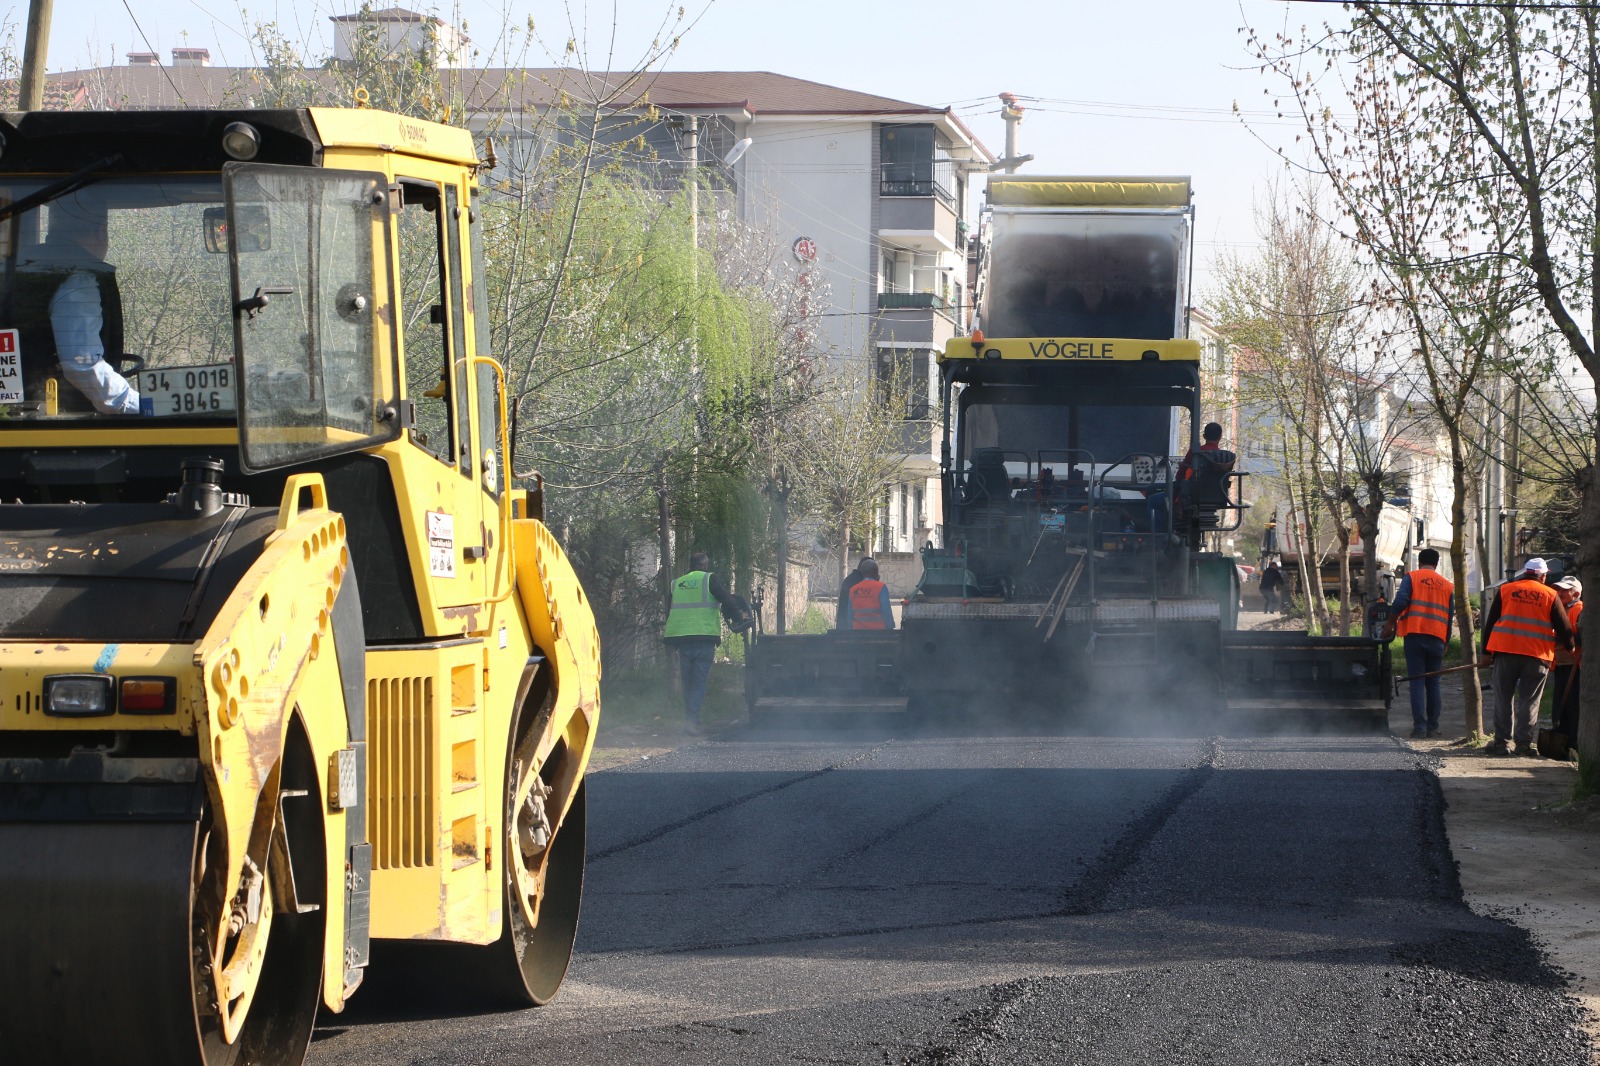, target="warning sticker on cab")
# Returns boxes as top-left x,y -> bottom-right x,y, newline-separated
427,511 -> 455,578
0,329 -> 22,403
